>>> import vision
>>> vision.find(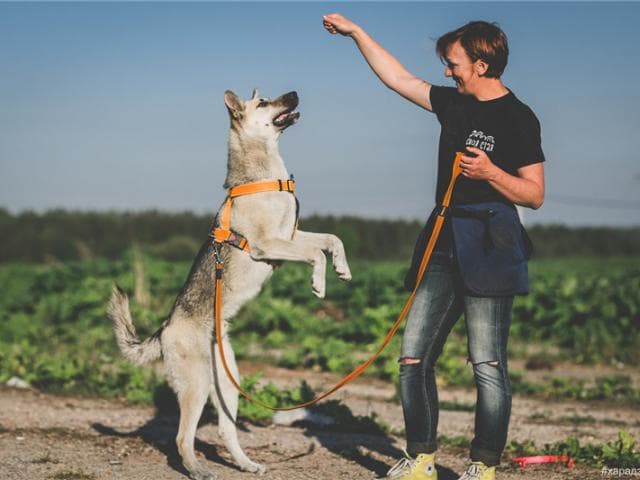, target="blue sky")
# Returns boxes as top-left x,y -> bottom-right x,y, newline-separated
1,2 -> 639,226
